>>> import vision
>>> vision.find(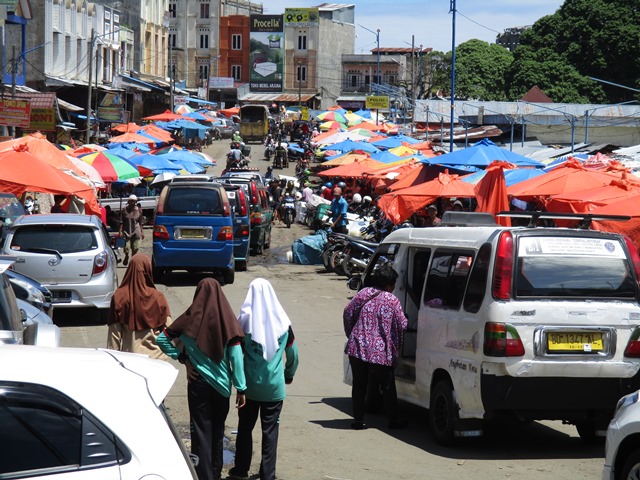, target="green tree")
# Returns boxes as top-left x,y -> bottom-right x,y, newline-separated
453,39 -> 513,101
420,50 -> 450,99
508,0 -> 640,102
